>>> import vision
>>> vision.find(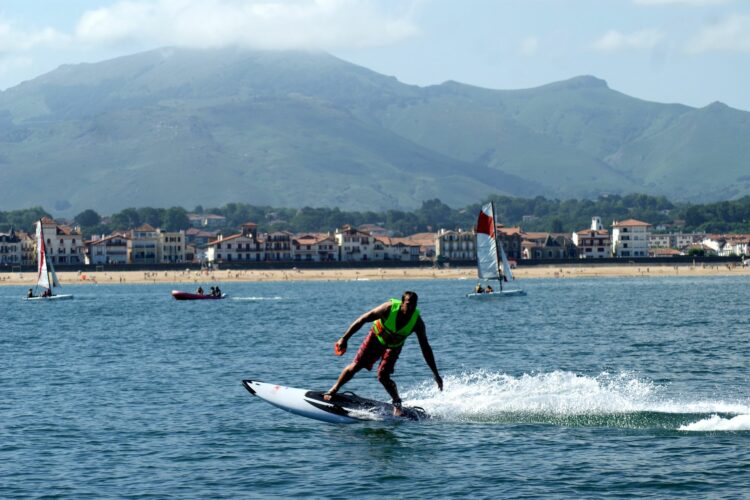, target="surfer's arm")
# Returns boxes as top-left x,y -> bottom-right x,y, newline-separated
340,302 -> 391,343
415,319 -> 443,391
